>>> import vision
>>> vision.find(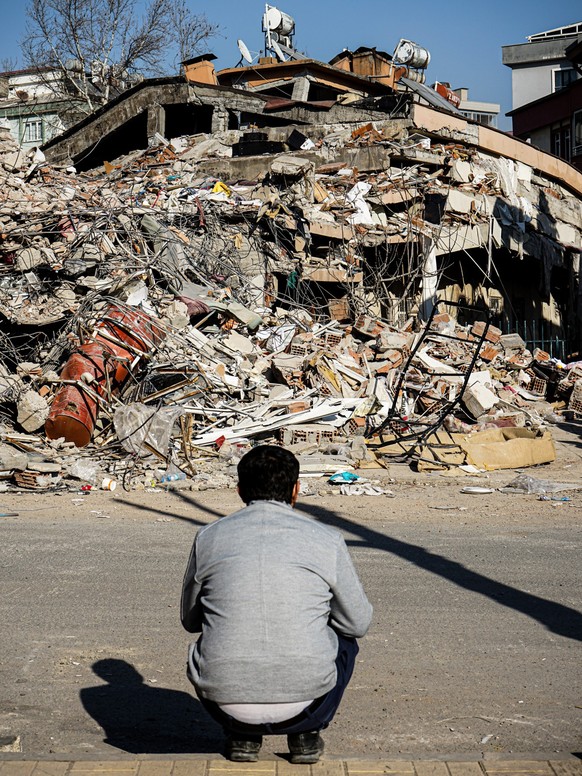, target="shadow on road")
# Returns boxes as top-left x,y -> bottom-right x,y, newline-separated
297,500 -> 582,643
117,488 -> 582,644
114,495 -> 214,526
80,659 -> 222,754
